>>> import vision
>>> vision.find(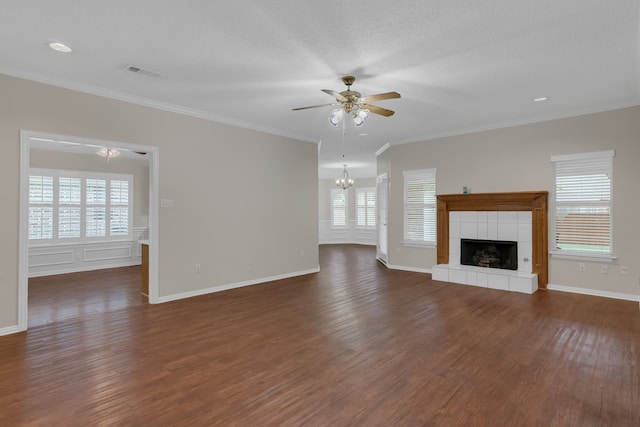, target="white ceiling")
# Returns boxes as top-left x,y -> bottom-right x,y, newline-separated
1,1 -> 639,179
